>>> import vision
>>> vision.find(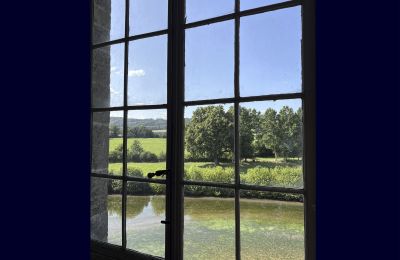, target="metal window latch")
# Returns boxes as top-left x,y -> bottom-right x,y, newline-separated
147,169 -> 169,179
161,220 -> 170,225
